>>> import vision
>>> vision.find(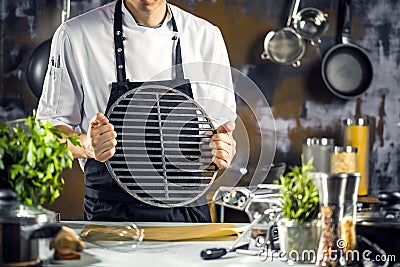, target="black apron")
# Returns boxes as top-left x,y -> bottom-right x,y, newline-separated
83,0 -> 211,222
